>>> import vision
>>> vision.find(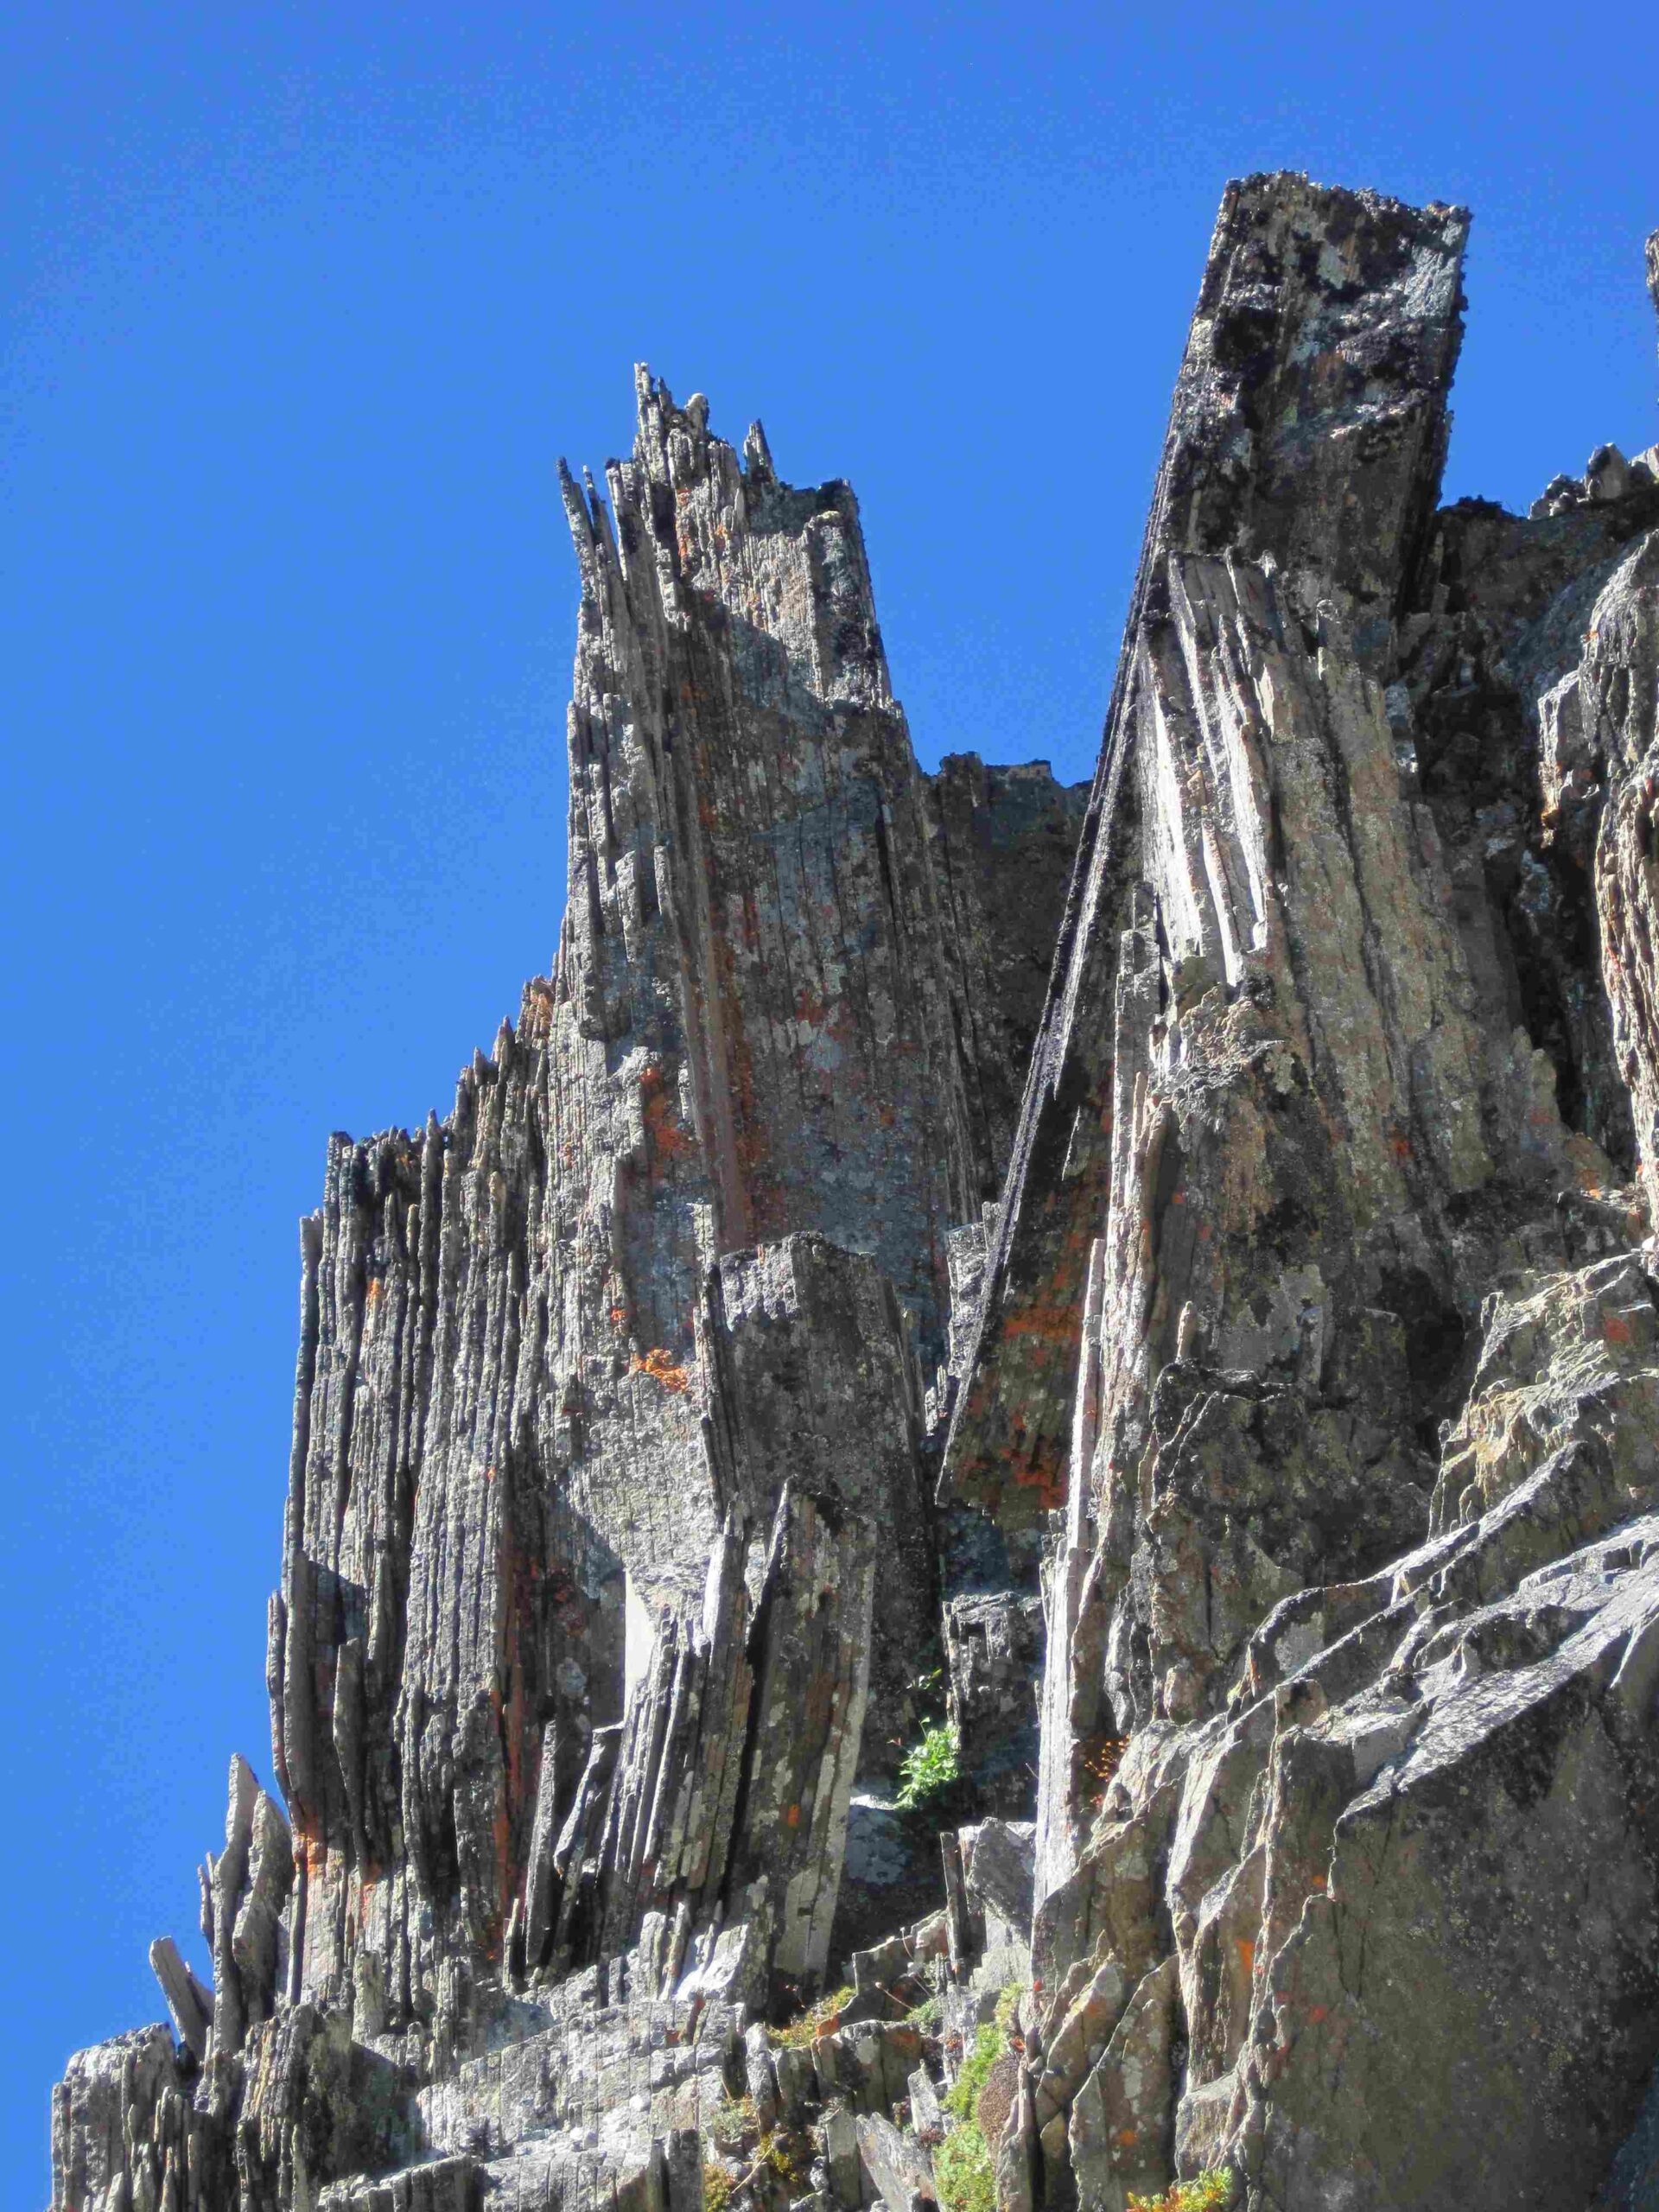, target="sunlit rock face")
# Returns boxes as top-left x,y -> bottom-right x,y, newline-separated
51,175 -> 1659,2212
